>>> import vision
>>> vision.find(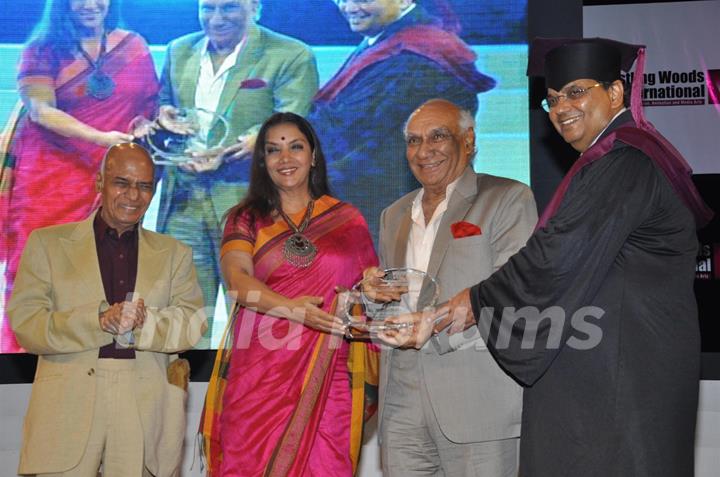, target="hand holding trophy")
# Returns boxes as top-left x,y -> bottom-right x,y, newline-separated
336,268 -> 441,347
147,106 -> 229,168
